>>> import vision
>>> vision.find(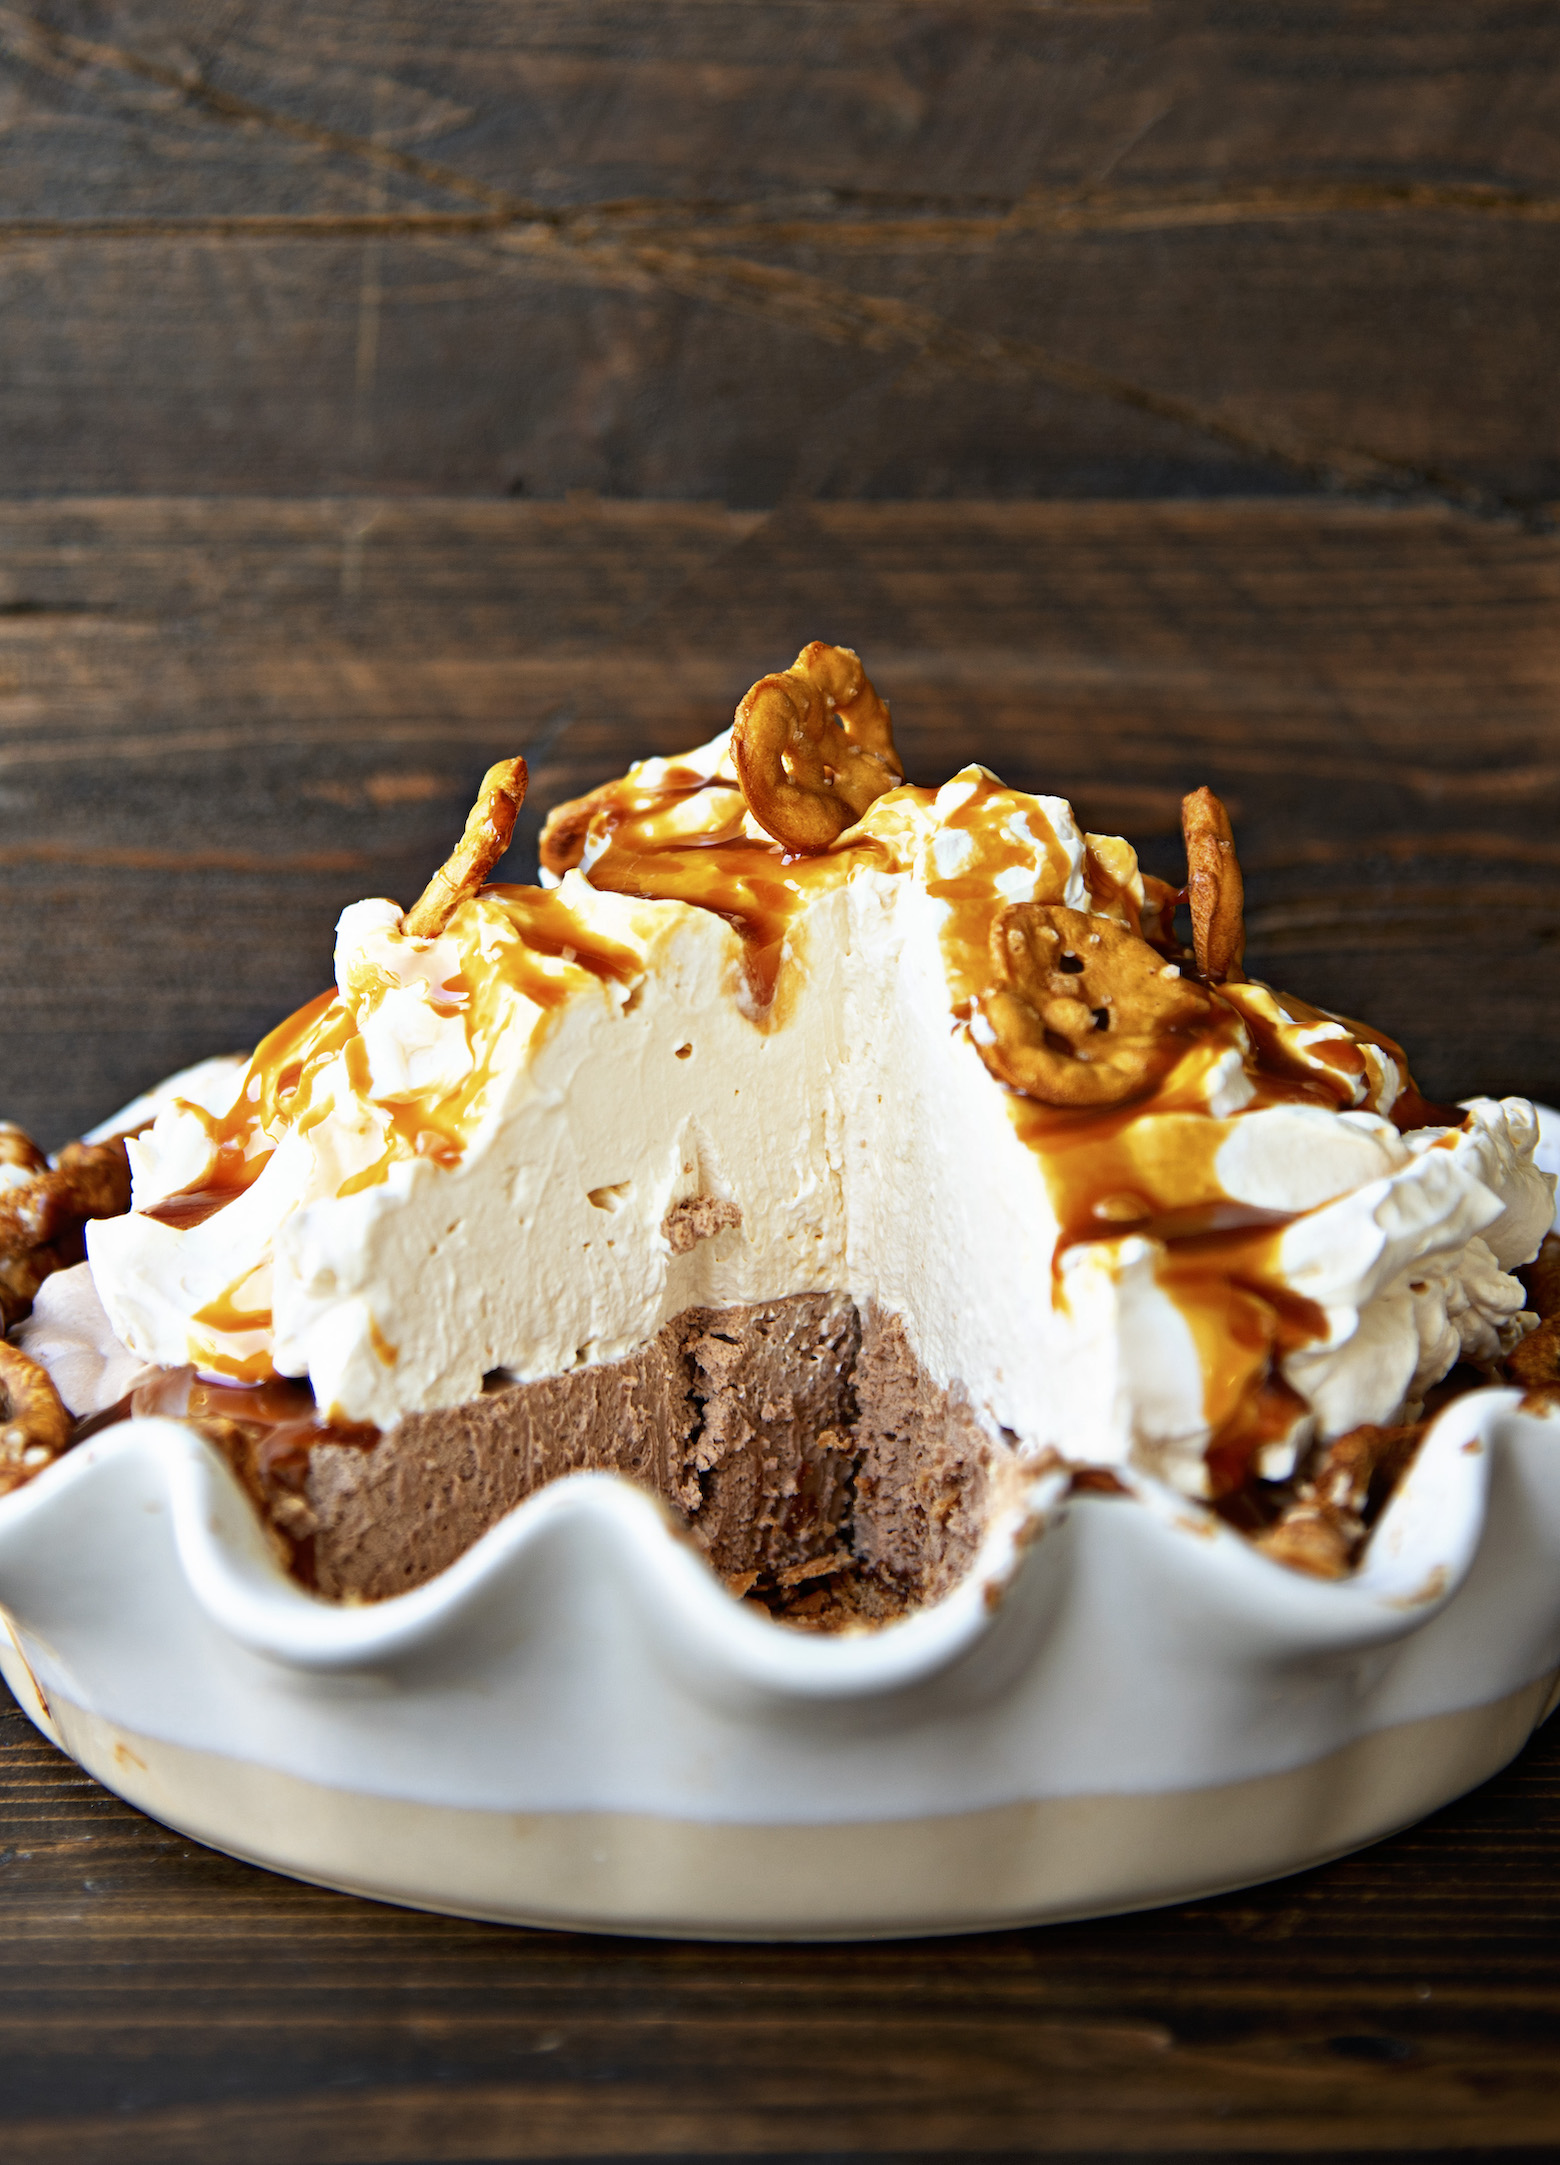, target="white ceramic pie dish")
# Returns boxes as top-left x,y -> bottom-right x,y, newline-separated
3,1337 -> 1560,1939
